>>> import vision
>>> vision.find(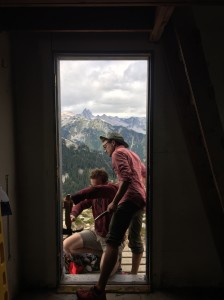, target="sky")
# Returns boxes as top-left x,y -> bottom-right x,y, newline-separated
59,59 -> 148,118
